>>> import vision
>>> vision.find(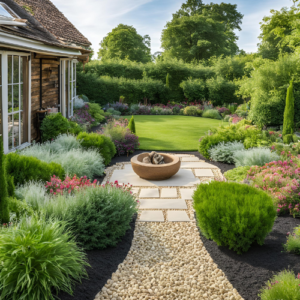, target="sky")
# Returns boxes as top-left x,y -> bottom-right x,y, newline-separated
52,0 -> 293,58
